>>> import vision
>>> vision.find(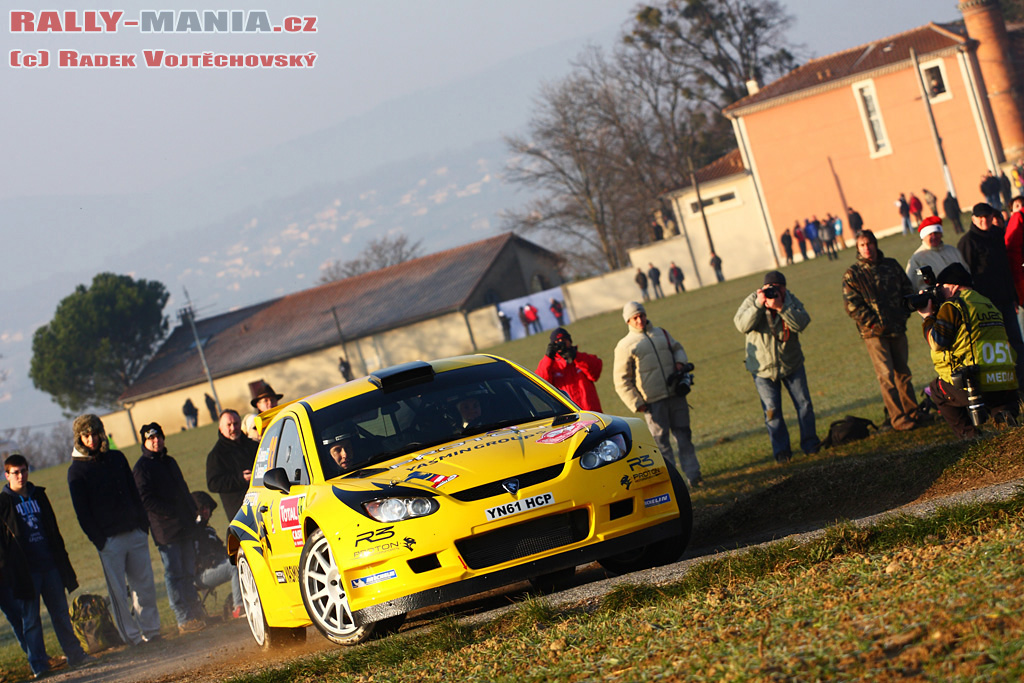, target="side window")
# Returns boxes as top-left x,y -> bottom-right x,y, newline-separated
252,420 -> 283,488
273,418 -> 309,486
